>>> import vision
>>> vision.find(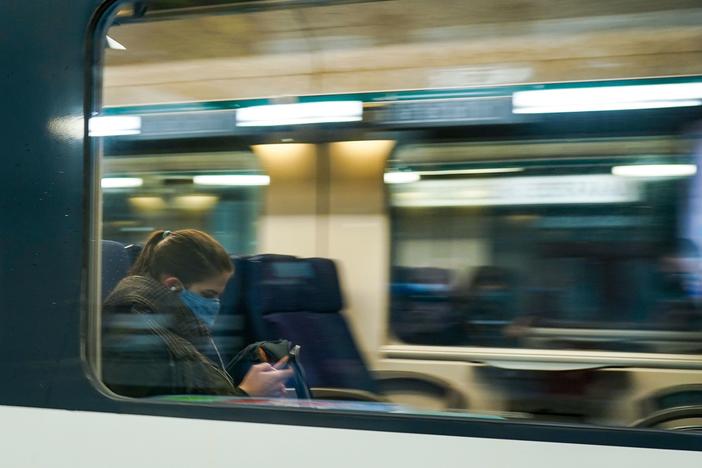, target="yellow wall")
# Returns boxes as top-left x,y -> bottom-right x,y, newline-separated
254,140 -> 395,365
253,143 -> 320,257
327,140 -> 395,366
